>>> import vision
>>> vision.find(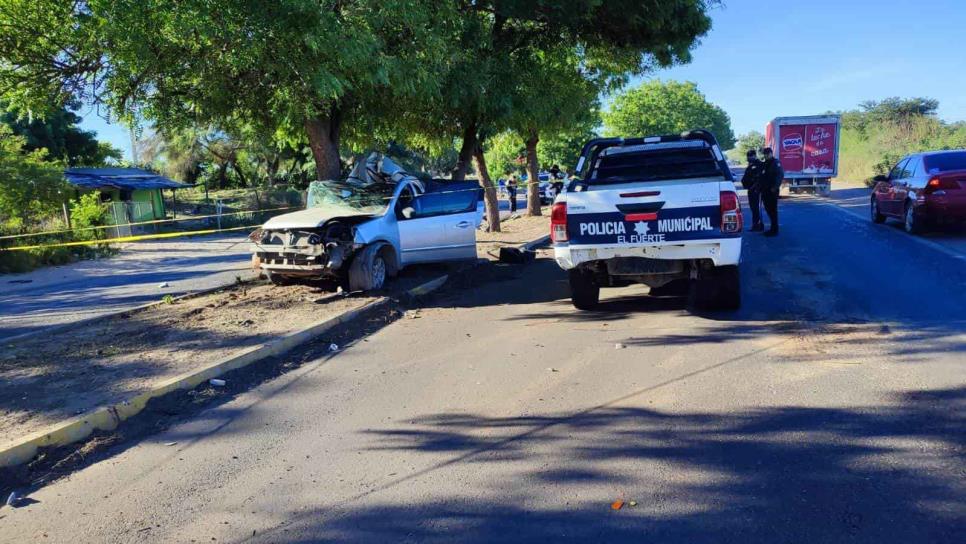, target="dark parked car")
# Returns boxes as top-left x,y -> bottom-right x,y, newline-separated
871,150 -> 966,234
